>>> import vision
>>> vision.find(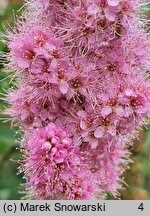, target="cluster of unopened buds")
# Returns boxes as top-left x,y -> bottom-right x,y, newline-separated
3,0 -> 150,199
